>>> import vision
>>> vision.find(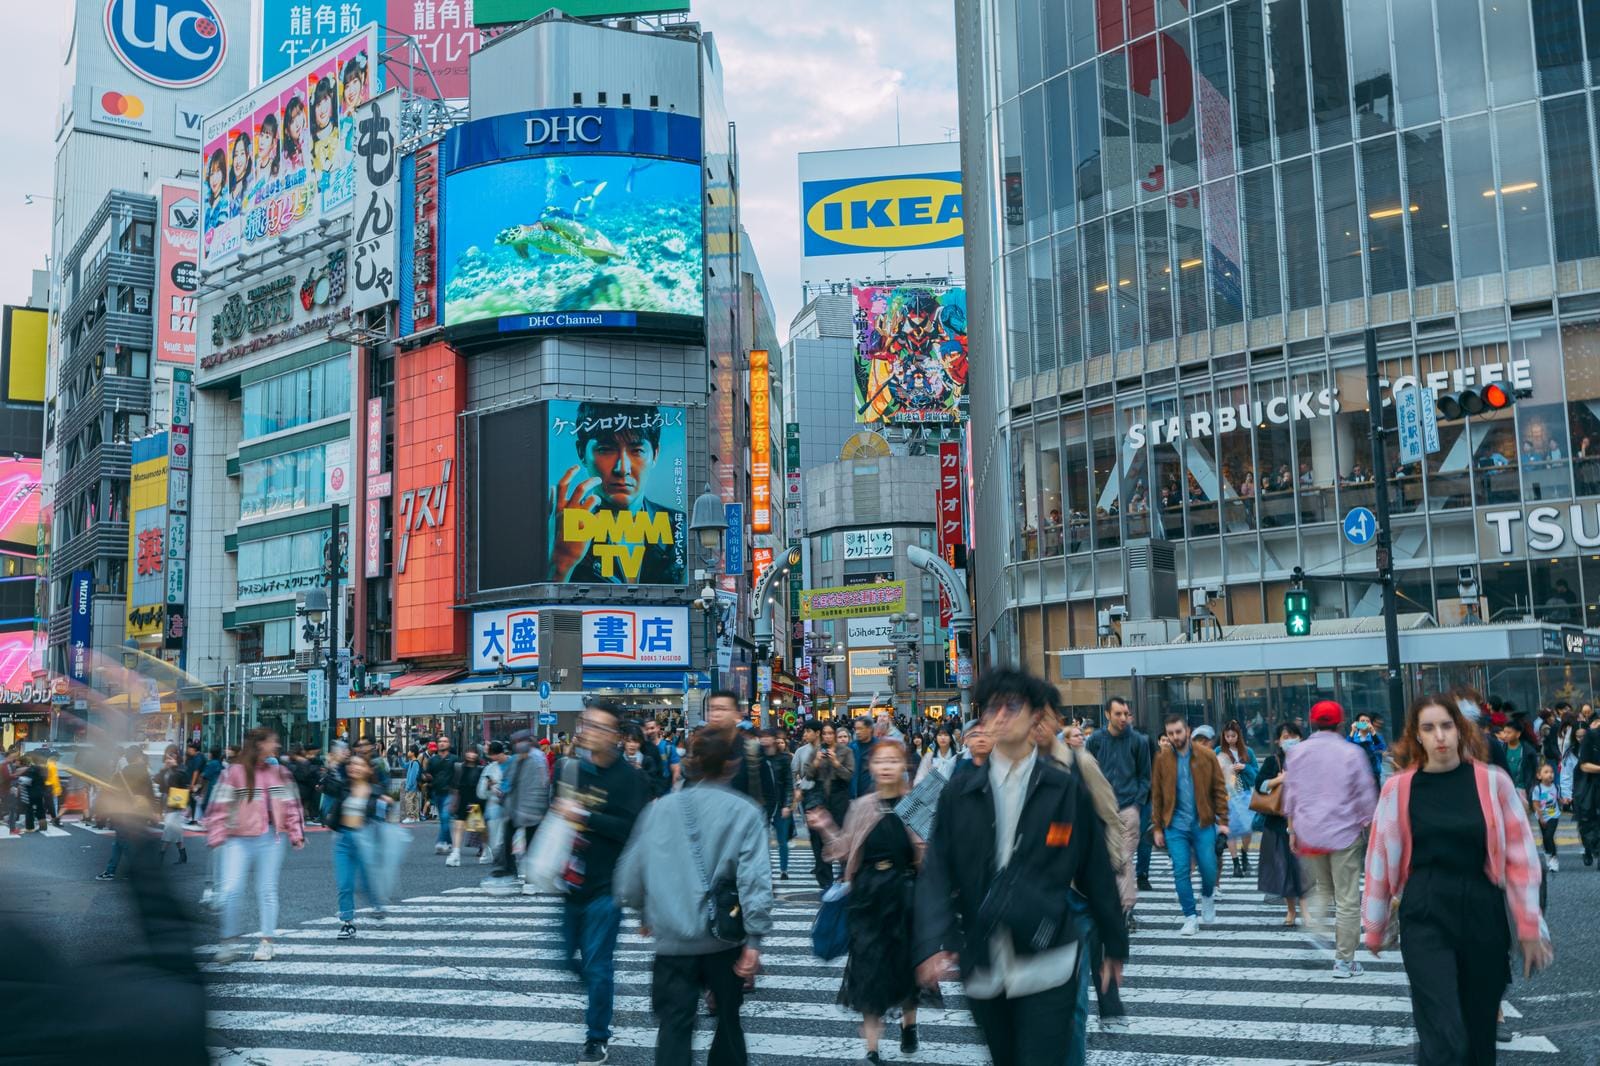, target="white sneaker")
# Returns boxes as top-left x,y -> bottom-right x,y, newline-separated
434,842 -> 450,855
401,817 -> 416,825
1199,894 -> 1216,924
1547,855 -> 1560,873
479,850 -> 492,864
1179,917 -> 1199,936
445,849 -> 461,867
212,940 -> 247,964
253,939 -> 274,962
1332,959 -> 1360,979
199,888 -> 214,908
